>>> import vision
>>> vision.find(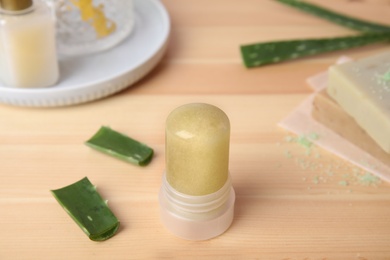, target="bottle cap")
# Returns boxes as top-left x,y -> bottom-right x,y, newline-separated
0,0 -> 32,11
